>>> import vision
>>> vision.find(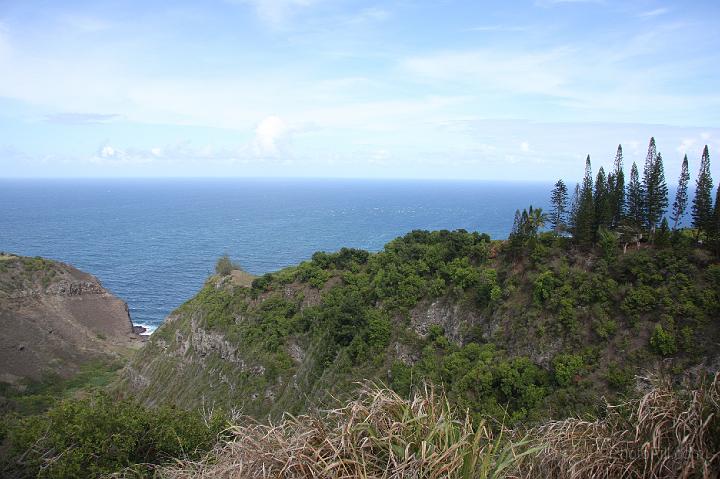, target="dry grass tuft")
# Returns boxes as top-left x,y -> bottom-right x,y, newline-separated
154,383 -> 533,479
516,373 -> 720,479
125,375 -> 719,479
